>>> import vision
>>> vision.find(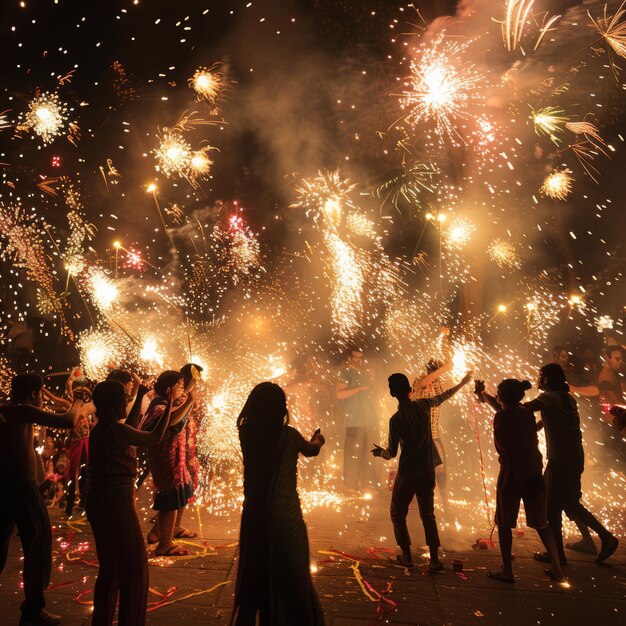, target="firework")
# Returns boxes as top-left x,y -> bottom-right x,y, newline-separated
189,66 -> 224,104
154,130 -> 193,178
21,92 -> 68,144
540,168 -> 573,200
399,35 -> 483,138
589,1 -> 626,59
190,150 -> 213,177
139,337 -> 164,370
595,315 -> 614,332
87,269 -> 119,312
78,328 -> 131,380
531,107 -> 567,143
292,170 -> 356,228
228,214 -> 261,279
325,232 -> 365,342
346,212 -> 377,239
487,238 -> 521,268
443,216 -> 476,250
